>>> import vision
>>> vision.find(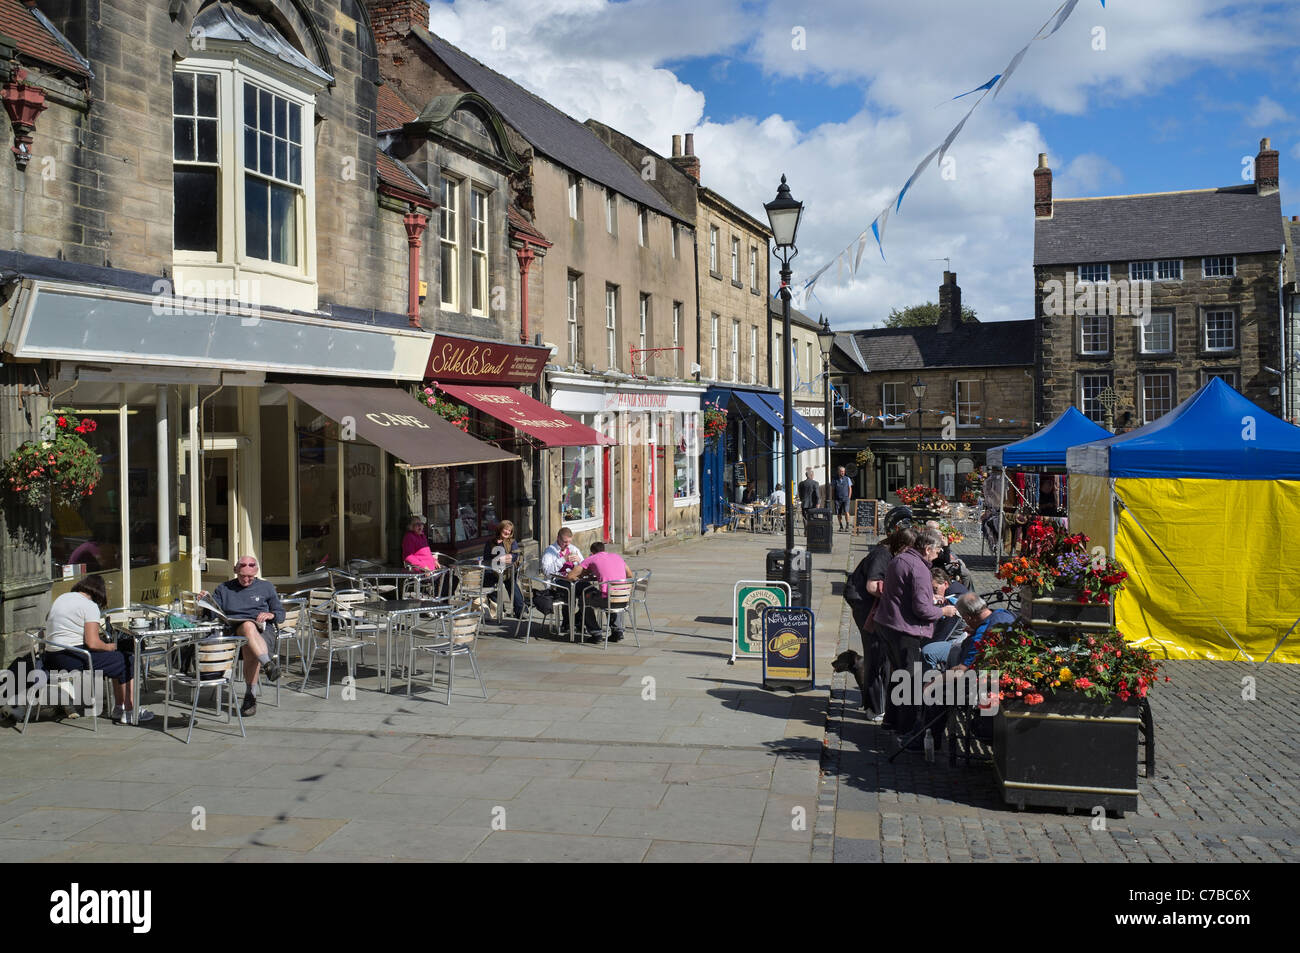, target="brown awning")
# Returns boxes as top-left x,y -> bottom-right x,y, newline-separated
438,383 -> 616,448
284,383 -> 517,469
